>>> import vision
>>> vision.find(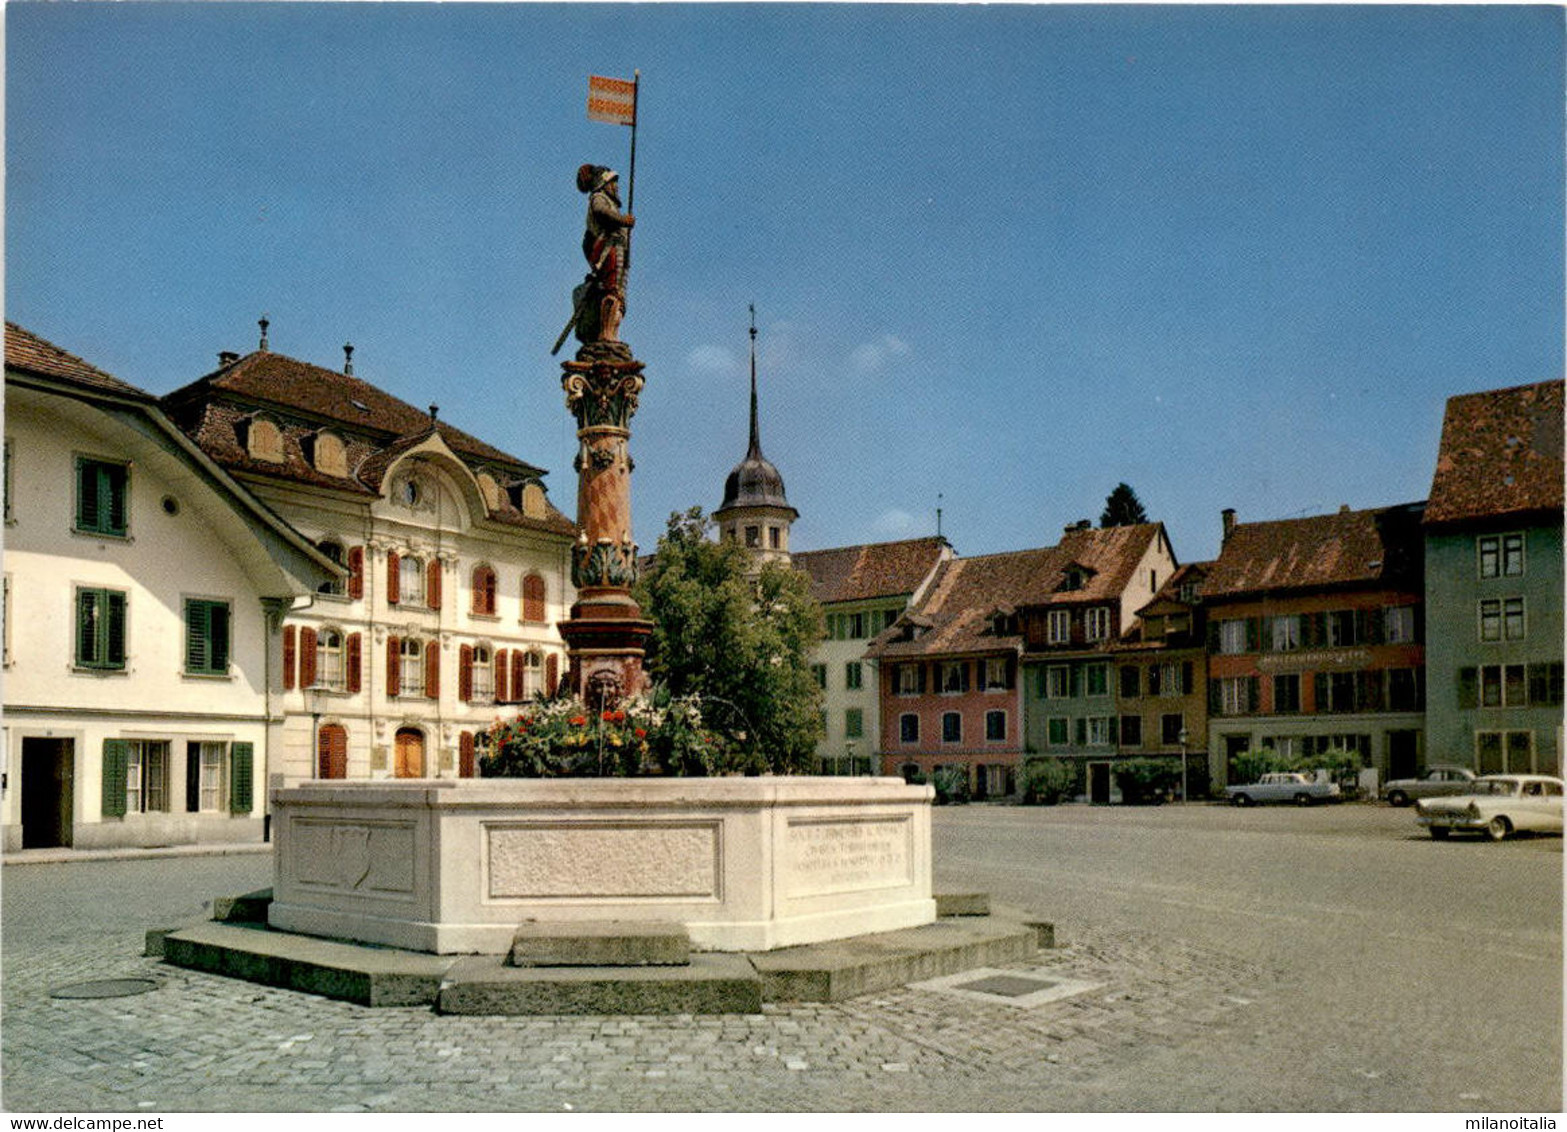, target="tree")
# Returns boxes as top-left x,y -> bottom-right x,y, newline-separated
1100,482 -> 1149,528
634,507 -> 824,773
